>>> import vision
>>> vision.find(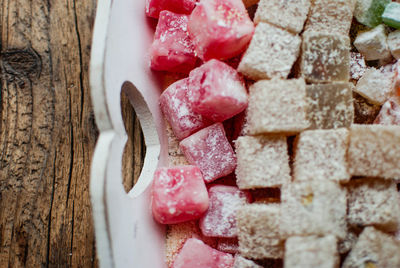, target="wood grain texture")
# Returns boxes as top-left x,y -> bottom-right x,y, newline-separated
0,0 -> 144,266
